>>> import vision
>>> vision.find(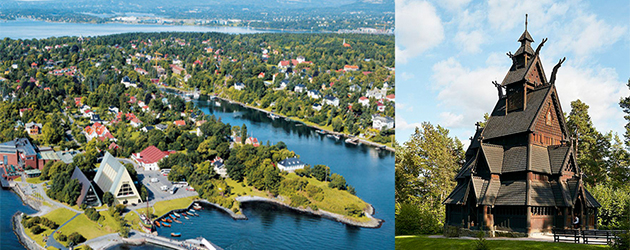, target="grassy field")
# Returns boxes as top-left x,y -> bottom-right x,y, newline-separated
152,196 -> 197,217
56,213 -> 115,241
226,178 -> 268,198
395,235 -> 608,250
286,173 -> 372,222
44,208 -> 76,226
